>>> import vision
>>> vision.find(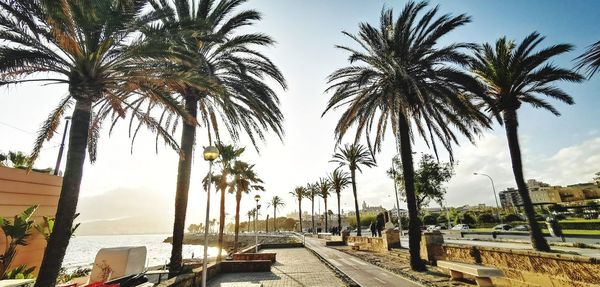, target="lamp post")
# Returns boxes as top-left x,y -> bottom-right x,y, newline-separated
254,194 -> 261,253
53,116 -> 71,176
474,172 -> 502,224
391,155 -> 403,247
201,146 -> 219,287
